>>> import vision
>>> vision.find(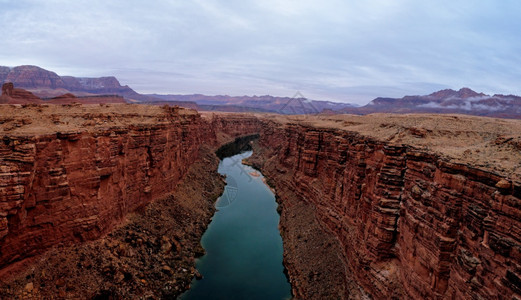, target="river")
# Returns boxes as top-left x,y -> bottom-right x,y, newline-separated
180,151 -> 291,300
